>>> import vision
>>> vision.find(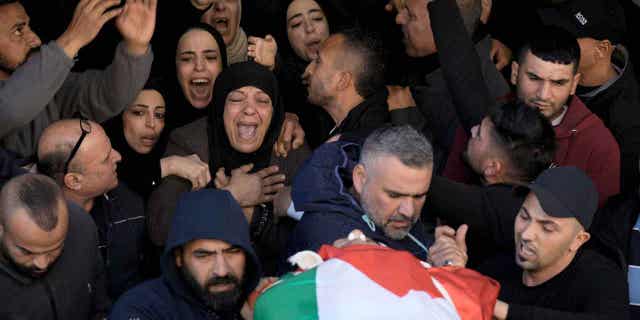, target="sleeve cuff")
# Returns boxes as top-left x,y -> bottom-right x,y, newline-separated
287,201 -> 304,220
